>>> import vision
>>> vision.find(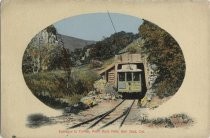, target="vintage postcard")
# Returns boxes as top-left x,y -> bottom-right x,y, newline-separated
1,0 -> 210,138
